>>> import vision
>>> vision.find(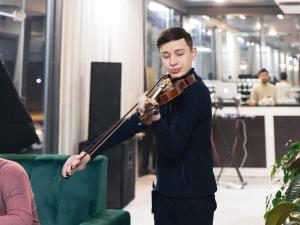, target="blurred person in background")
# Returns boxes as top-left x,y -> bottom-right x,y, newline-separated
276,72 -> 293,104
249,68 -> 276,106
